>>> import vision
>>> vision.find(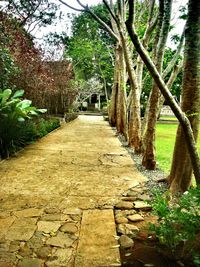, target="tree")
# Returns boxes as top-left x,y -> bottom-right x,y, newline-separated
1,0 -> 58,32
0,10 -> 76,114
126,0 -> 200,191
64,5 -> 114,101
141,3 -> 185,169
142,0 -> 173,169
168,0 -> 200,193
72,77 -> 103,108
59,0 -> 129,138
